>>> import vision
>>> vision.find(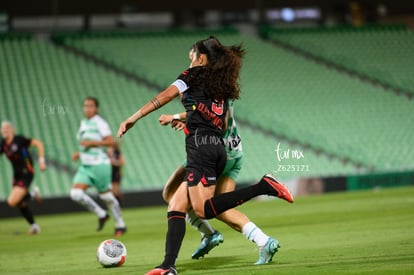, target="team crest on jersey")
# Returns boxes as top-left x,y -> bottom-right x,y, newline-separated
212,100 -> 224,115
11,144 -> 18,152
